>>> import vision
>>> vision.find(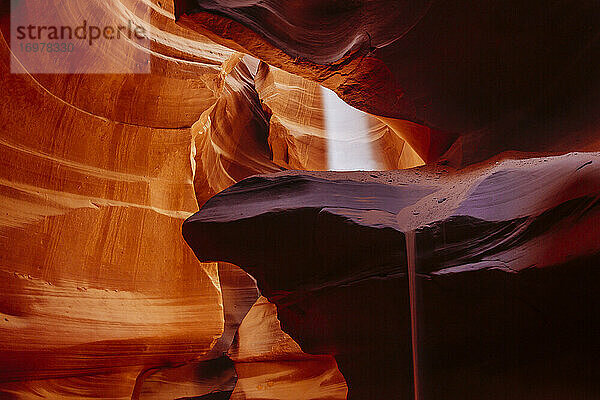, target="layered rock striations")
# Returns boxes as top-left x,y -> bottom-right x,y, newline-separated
184,152 -> 600,399
0,0 -> 349,397
1,0 -> 598,398
0,3 -> 225,380
177,0 -> 600,164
